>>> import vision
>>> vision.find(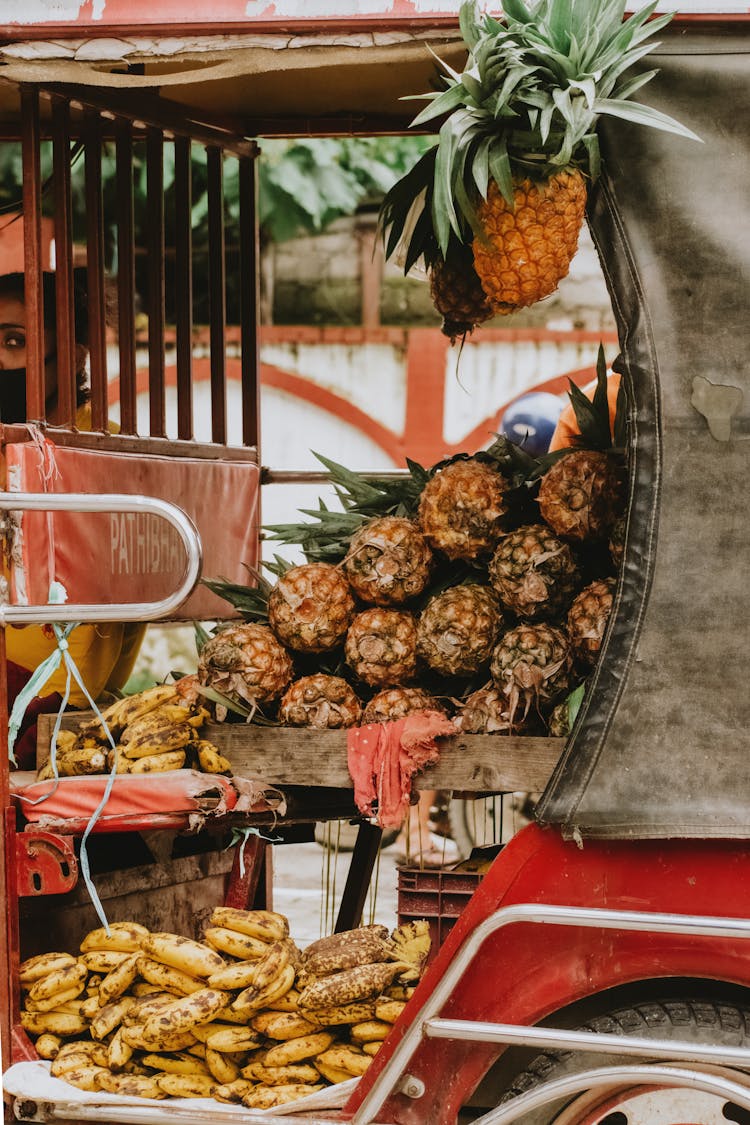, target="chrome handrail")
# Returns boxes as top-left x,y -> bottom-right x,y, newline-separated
351,902 -> 750,1124
0,492 -> 202,623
